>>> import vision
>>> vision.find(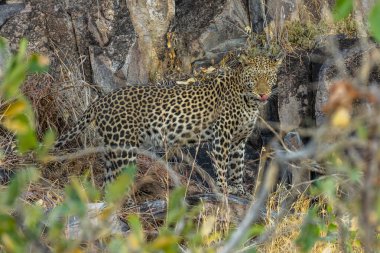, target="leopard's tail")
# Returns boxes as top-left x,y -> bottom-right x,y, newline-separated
54,106 -> 96,149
